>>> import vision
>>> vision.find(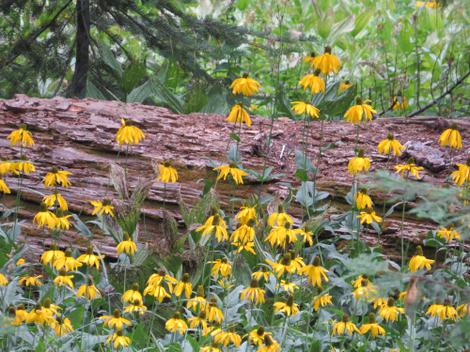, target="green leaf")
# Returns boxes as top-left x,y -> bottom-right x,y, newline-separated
122,62 -> 147,94
98,44 -> 122,76
229,133 -> 240,142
